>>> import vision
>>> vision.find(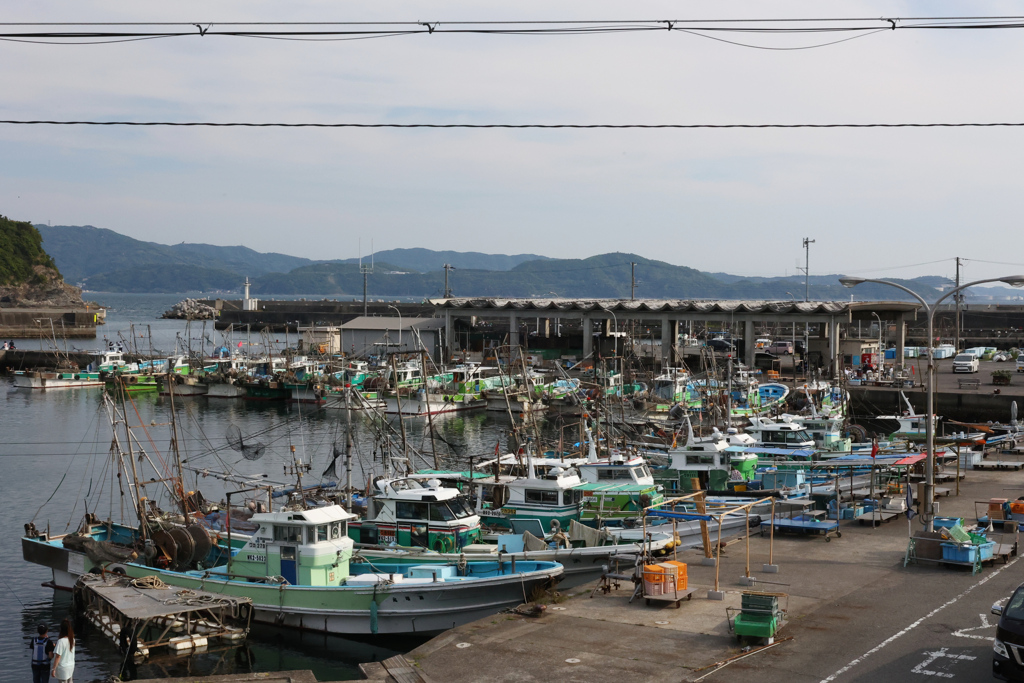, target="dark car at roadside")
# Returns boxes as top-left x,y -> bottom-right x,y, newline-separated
993,582 -> 1024,680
